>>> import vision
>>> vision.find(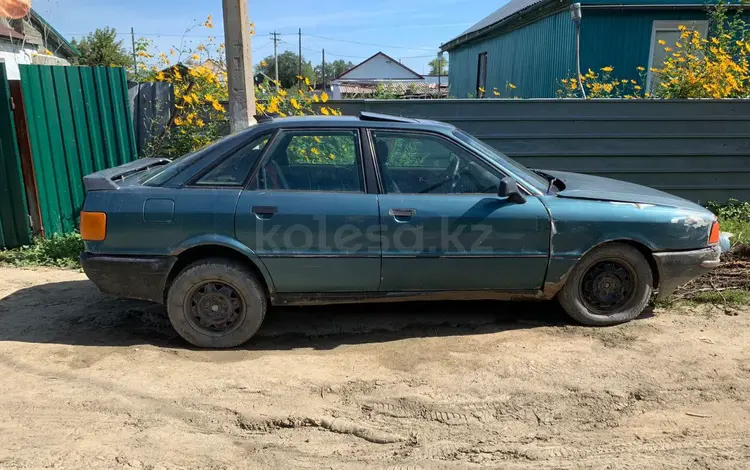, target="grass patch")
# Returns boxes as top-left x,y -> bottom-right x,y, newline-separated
0,233 -> 84,269
720,218 -> 750,247
687,289 -> 750,306
709,199 -> 750,246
